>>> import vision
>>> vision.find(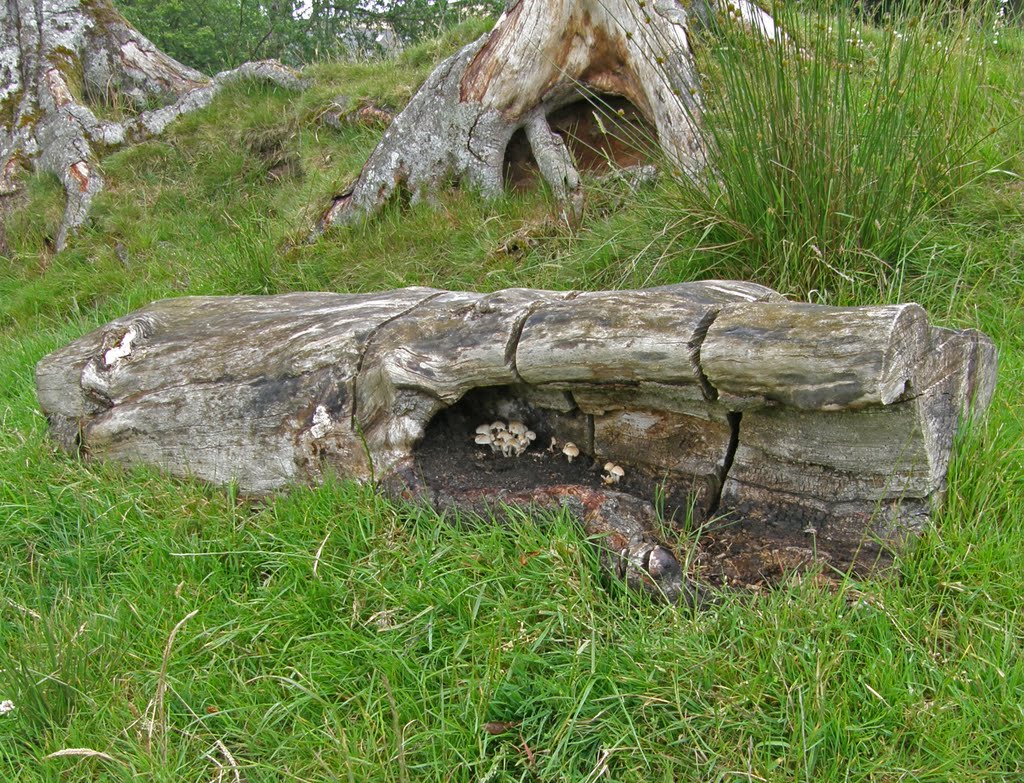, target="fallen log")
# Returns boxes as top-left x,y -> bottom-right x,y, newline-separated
36,282 -> 996,601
